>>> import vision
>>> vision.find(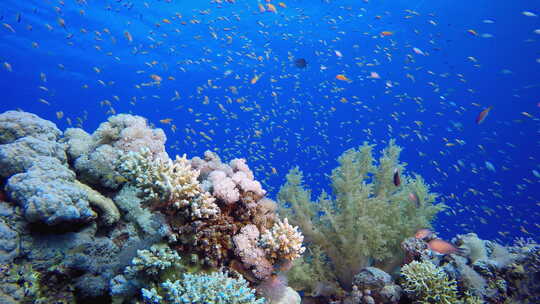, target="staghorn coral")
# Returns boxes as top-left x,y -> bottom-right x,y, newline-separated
277,140 -> 444,290
260,218 -> 305,263
142,272 -> 265,304
400,260 -> 459,304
